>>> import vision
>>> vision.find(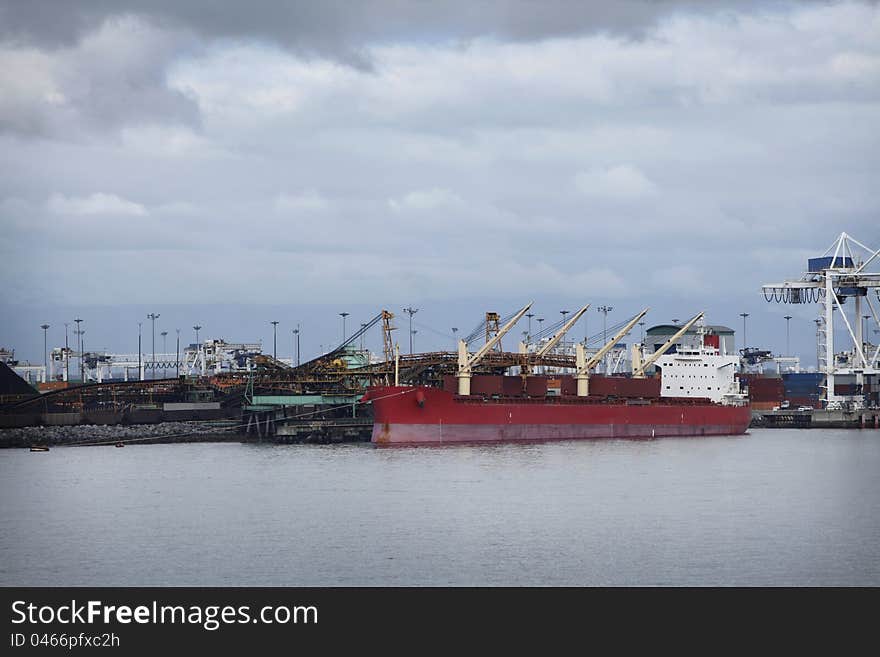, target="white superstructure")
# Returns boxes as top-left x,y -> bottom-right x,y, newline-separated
656,325 -> 744,404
